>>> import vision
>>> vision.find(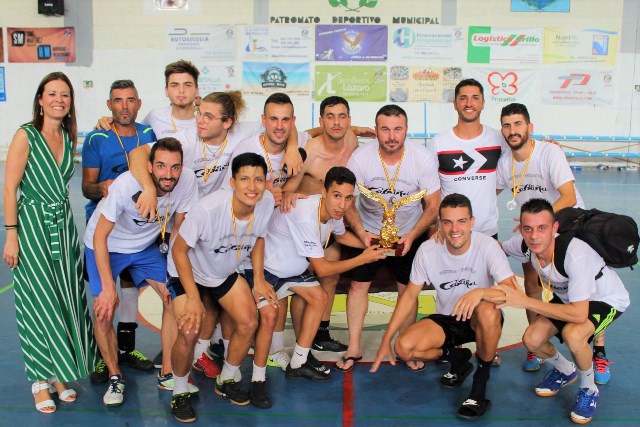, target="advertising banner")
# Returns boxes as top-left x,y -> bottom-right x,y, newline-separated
242,62 -> 310,97
389,66 -> 461,103
467,67 -> 539,104
241,25 -> 313,62
198,64 -> 241,95
543,28 -> 618,66
315,65 -> 386,101
166,25 -> 236,62
389,26 -> 465,65
542,68 -> 614,105
315,25 -> 387,61
8,27 -> 75,63
467,26 -> 542,65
